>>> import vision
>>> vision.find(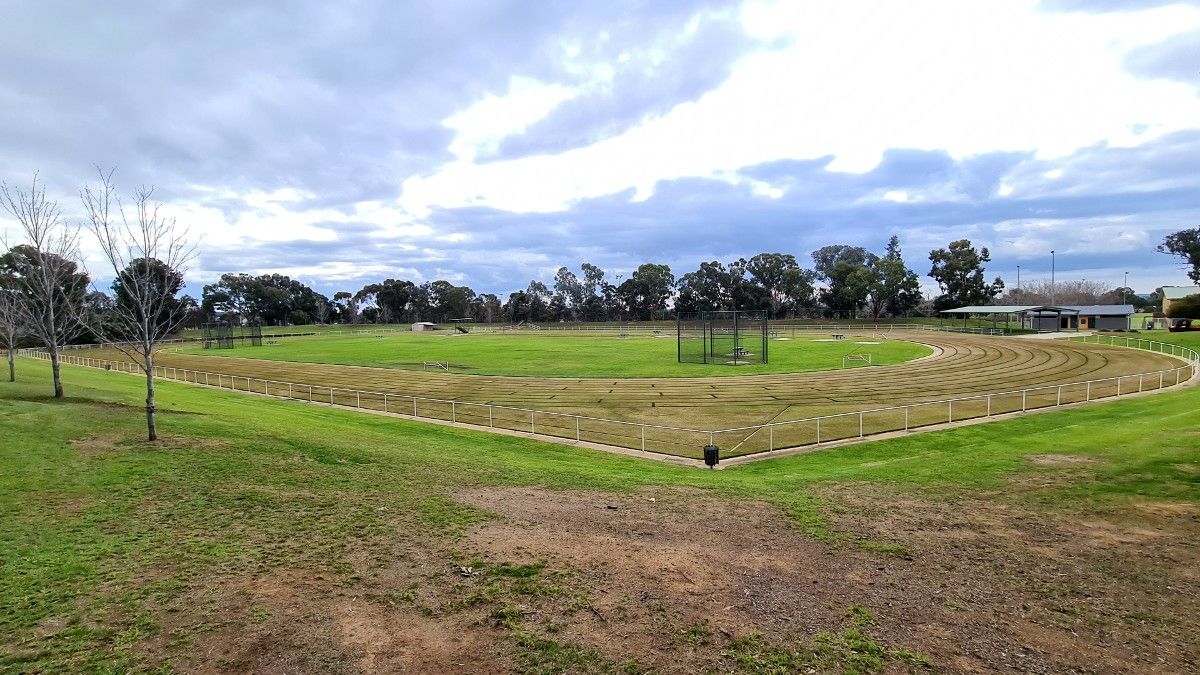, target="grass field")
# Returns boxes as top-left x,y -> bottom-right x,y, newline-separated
2,356 -> 1198,672
74,330 -> 1189,460
168,332 -> 931,378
